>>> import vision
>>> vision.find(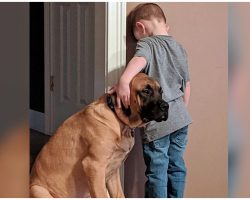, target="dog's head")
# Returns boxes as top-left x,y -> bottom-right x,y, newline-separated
129,73 -> 169,124
112,73 -> 168,128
